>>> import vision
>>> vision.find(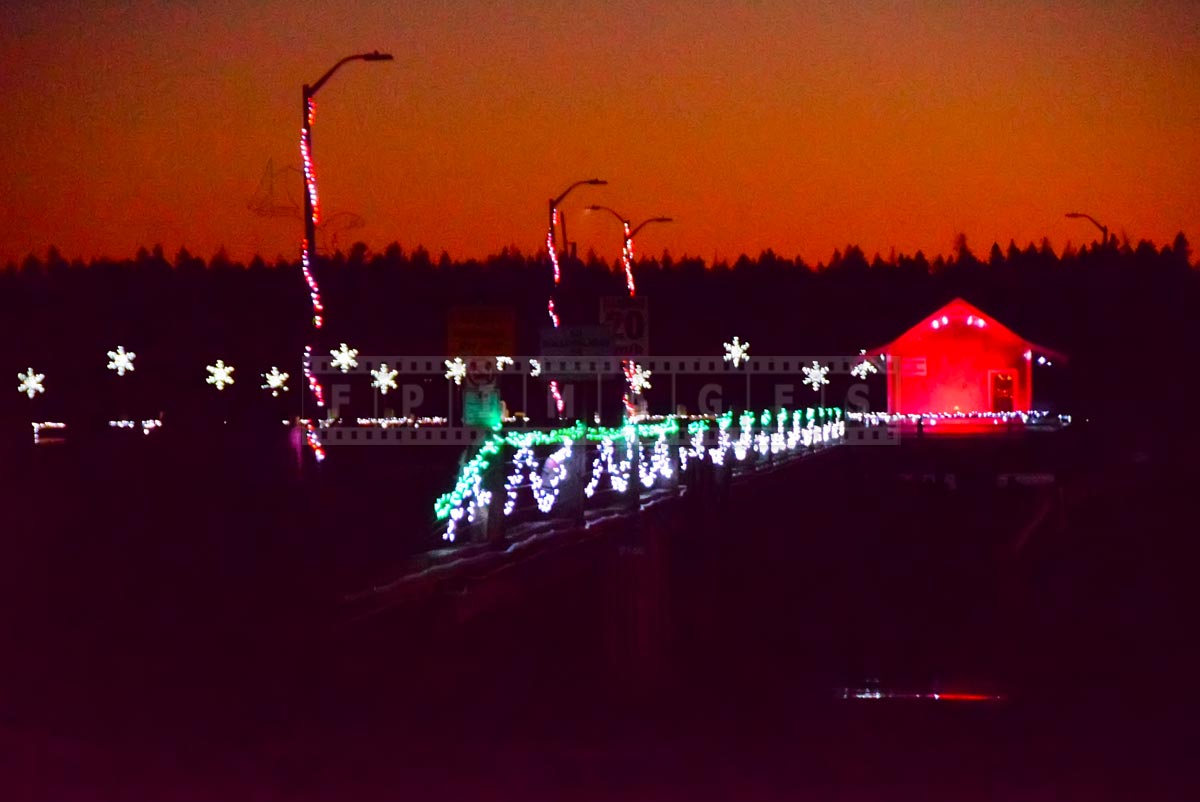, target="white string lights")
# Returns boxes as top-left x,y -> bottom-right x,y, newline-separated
435,409 -> 845,542
620,219 -> 636,296
299,96 -> 326,461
